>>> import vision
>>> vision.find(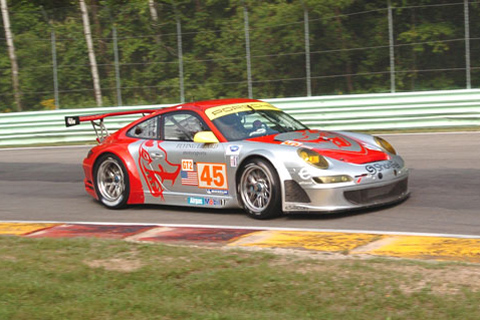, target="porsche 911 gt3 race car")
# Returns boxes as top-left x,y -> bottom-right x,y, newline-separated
65,98 -> 409,219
